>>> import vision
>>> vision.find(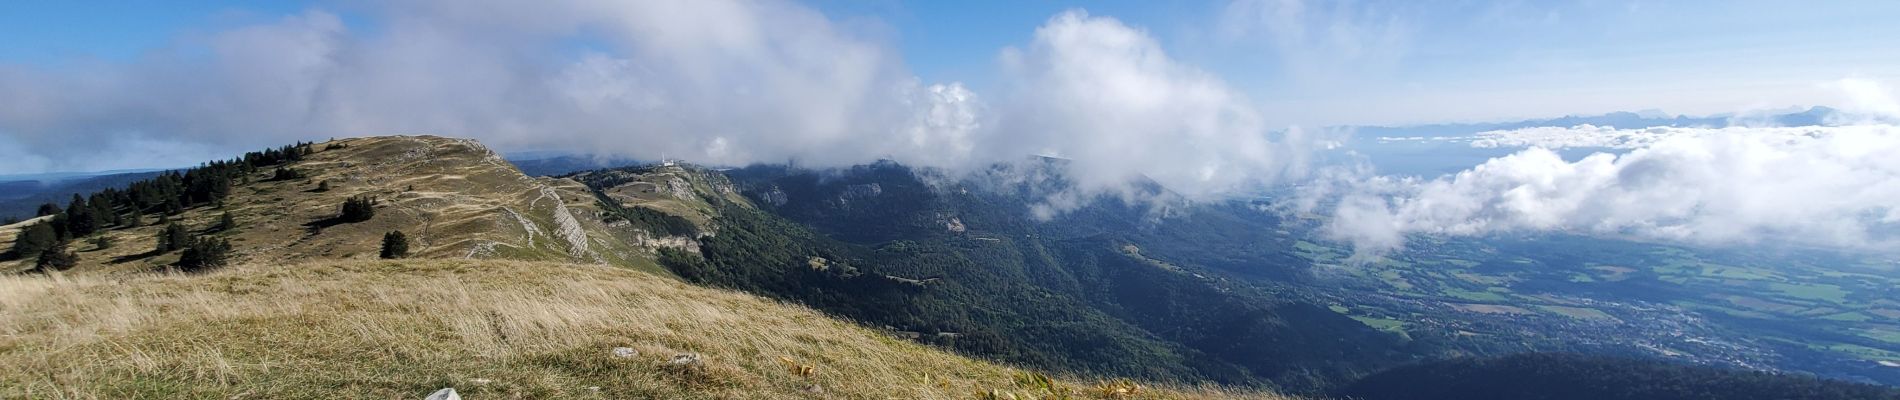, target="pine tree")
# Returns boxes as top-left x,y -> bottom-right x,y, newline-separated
34,242 -> 78,272
156,223 -> 190,253
64,194 -> 100,237
216,212 -> 237,232
47,213 -> 72,242
381,231 -> 410,259
11,222 -> 57,259
35,203 -> 60,217
90,235 -> 113,251
316,180 -> 331,192
126,206 -> 144,228
89,194 -> 115,227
